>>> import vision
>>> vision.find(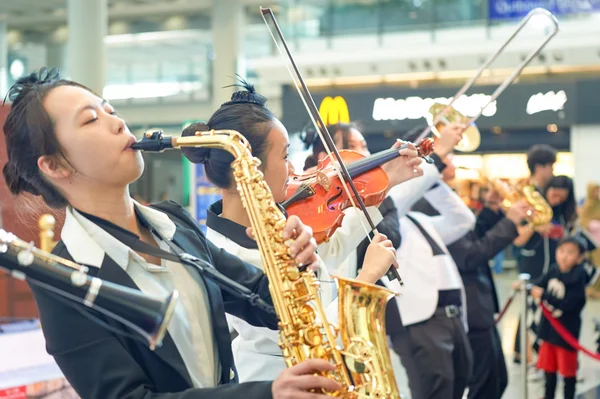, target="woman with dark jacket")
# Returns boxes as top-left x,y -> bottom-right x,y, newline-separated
2,68 -> 341,399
